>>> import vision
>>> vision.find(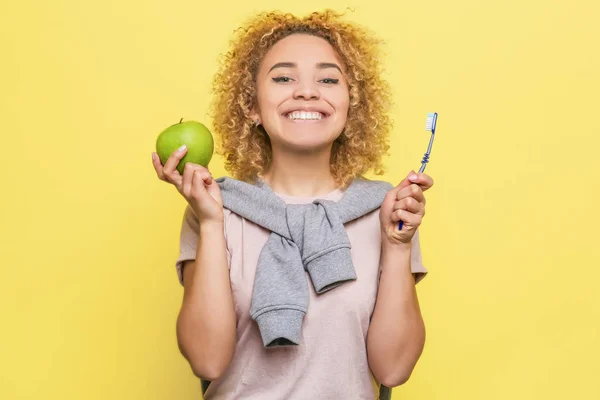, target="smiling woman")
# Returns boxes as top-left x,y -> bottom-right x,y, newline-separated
252,34 -> 350,158
152,9 -> 431,400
